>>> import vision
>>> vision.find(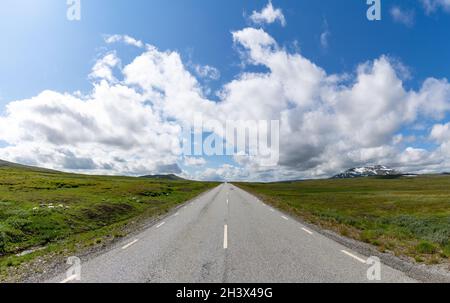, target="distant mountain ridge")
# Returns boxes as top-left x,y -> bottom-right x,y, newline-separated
332,165 -> 402,179
0,159 -> 191,181
140,174 -> 186,181
0,159 -> 58,173
0,159 -> 30,168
